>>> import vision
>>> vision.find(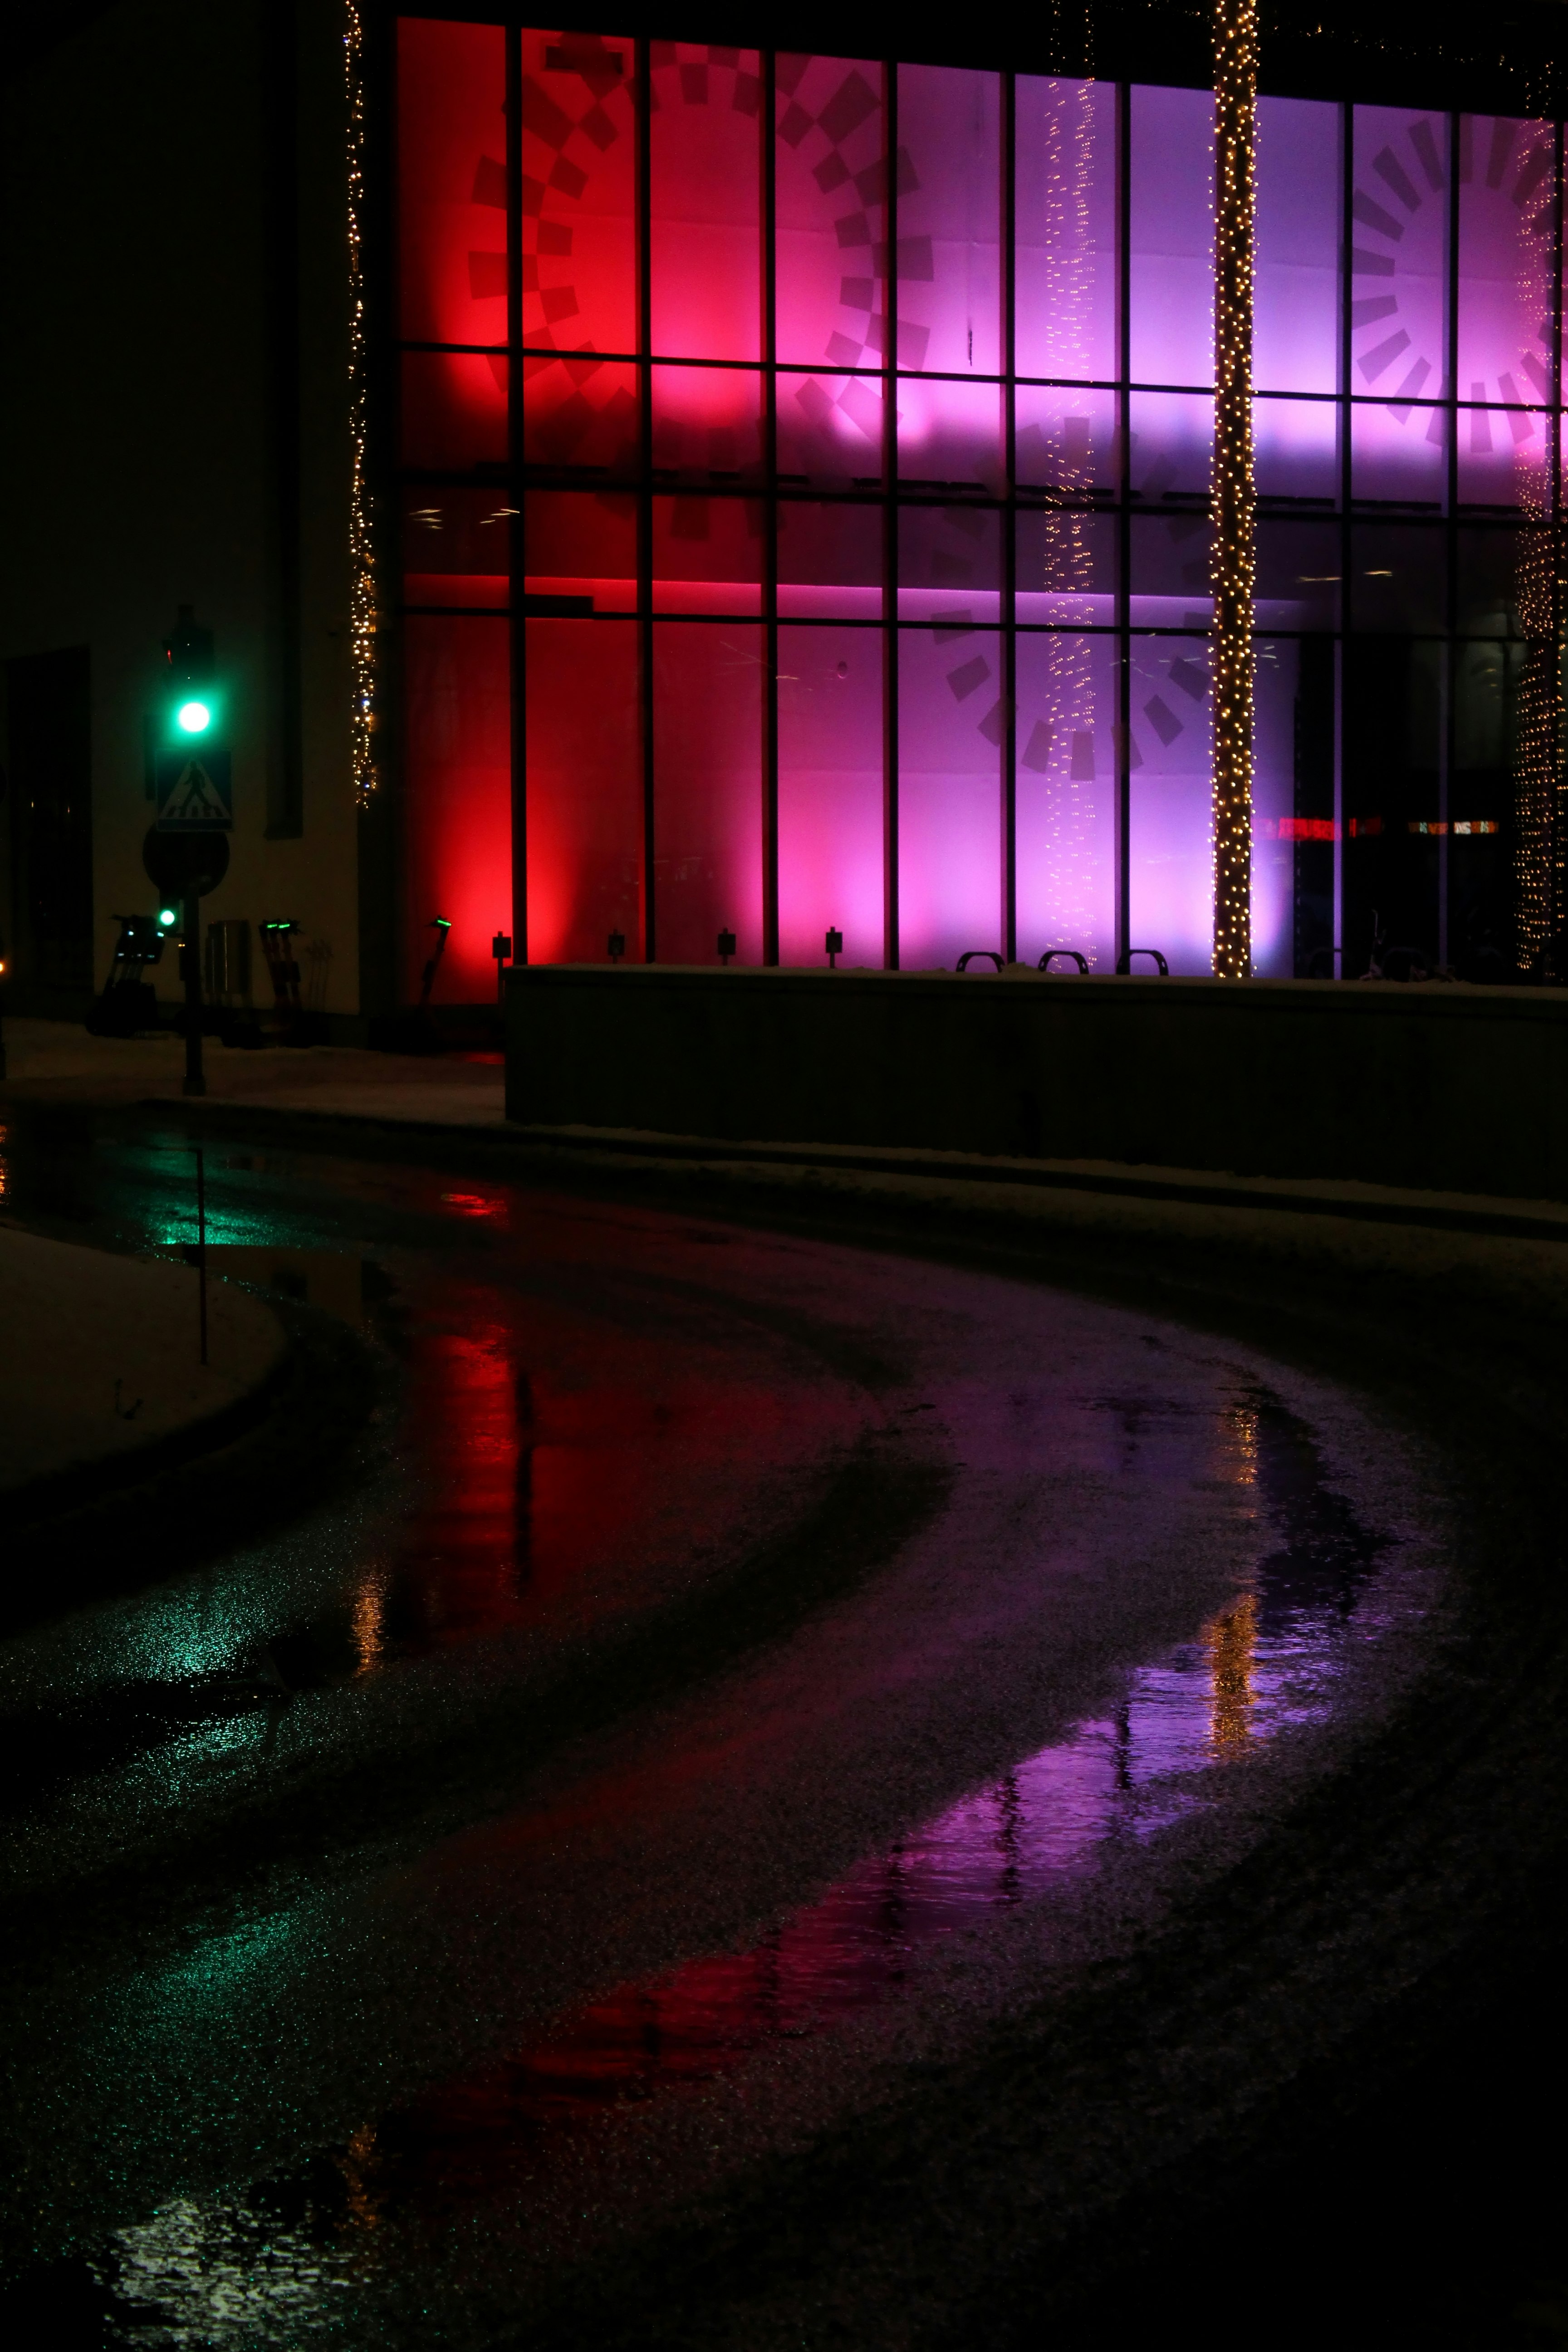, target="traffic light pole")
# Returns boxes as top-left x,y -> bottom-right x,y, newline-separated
182,887 -> 206,1097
